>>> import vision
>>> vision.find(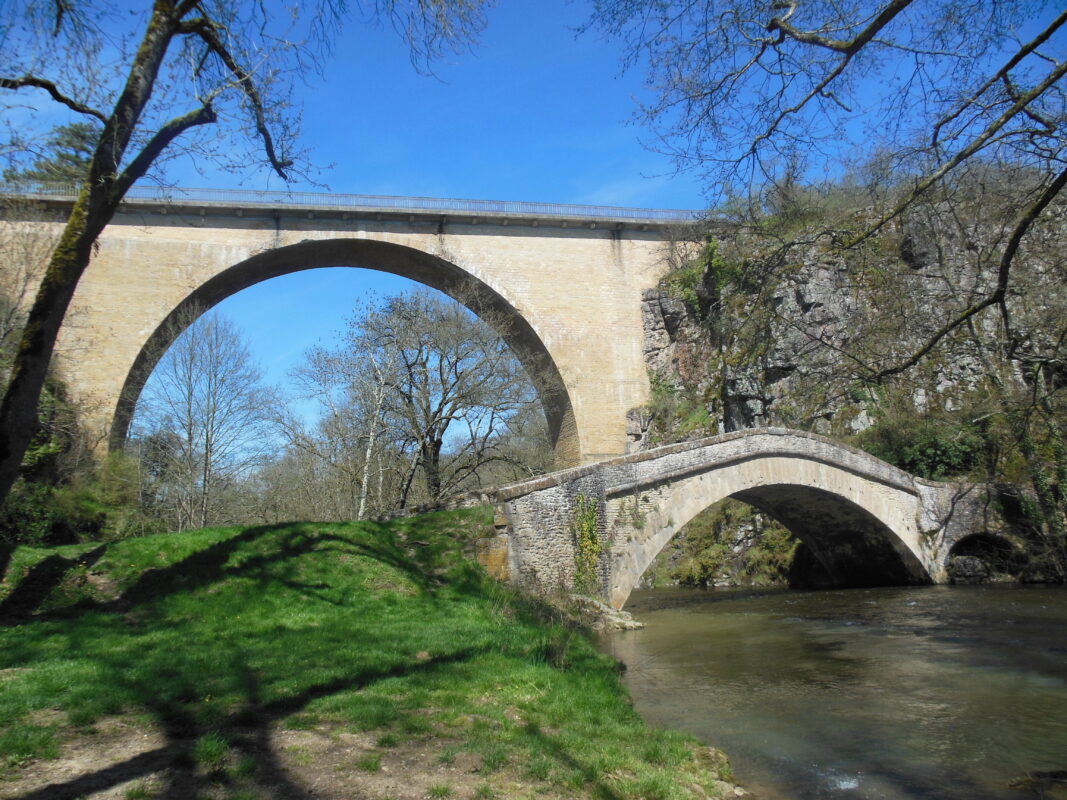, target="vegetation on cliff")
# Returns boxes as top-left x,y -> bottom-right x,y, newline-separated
643,499 -> 798,590
0,509 -> 739,799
